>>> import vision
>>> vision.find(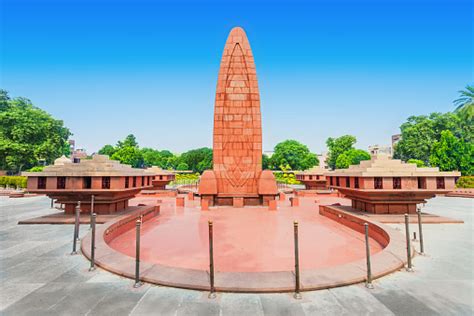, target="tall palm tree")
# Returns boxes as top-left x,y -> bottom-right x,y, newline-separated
454,85 -> 474,111
454,85 -> 474,142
